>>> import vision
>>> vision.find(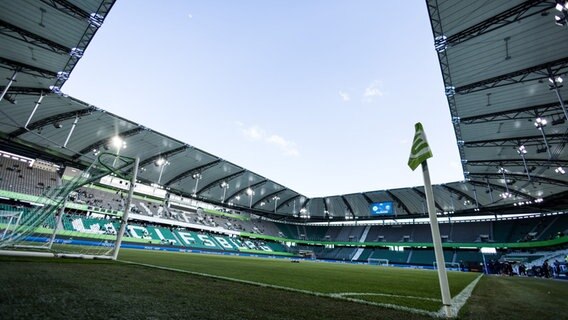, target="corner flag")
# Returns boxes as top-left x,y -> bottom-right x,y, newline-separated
408,122 -> 453,318
408,122 -> 433,171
